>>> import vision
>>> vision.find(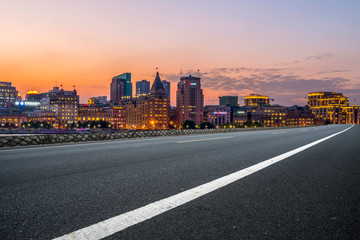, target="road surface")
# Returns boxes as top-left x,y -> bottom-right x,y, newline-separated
1,125 -> 359,239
